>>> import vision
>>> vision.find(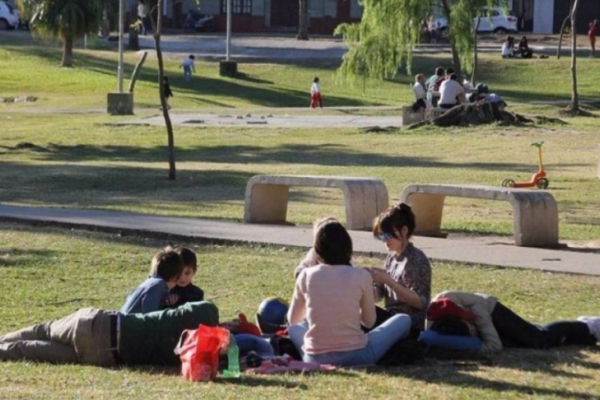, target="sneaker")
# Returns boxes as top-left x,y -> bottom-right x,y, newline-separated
578,316 -> 600,340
